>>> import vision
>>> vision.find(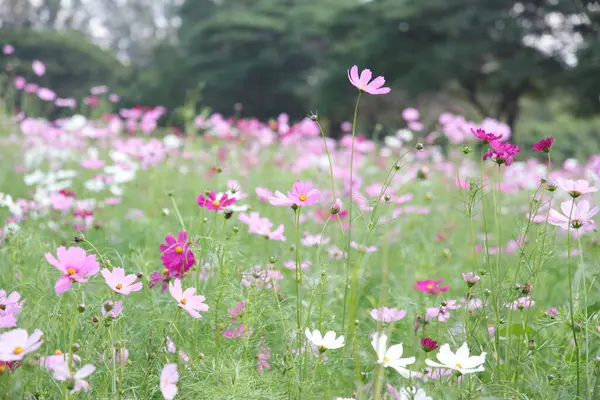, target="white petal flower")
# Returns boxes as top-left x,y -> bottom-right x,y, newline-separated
371,332 -> 416,378
425,342 -> 486,374
305,328 -> 344,351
